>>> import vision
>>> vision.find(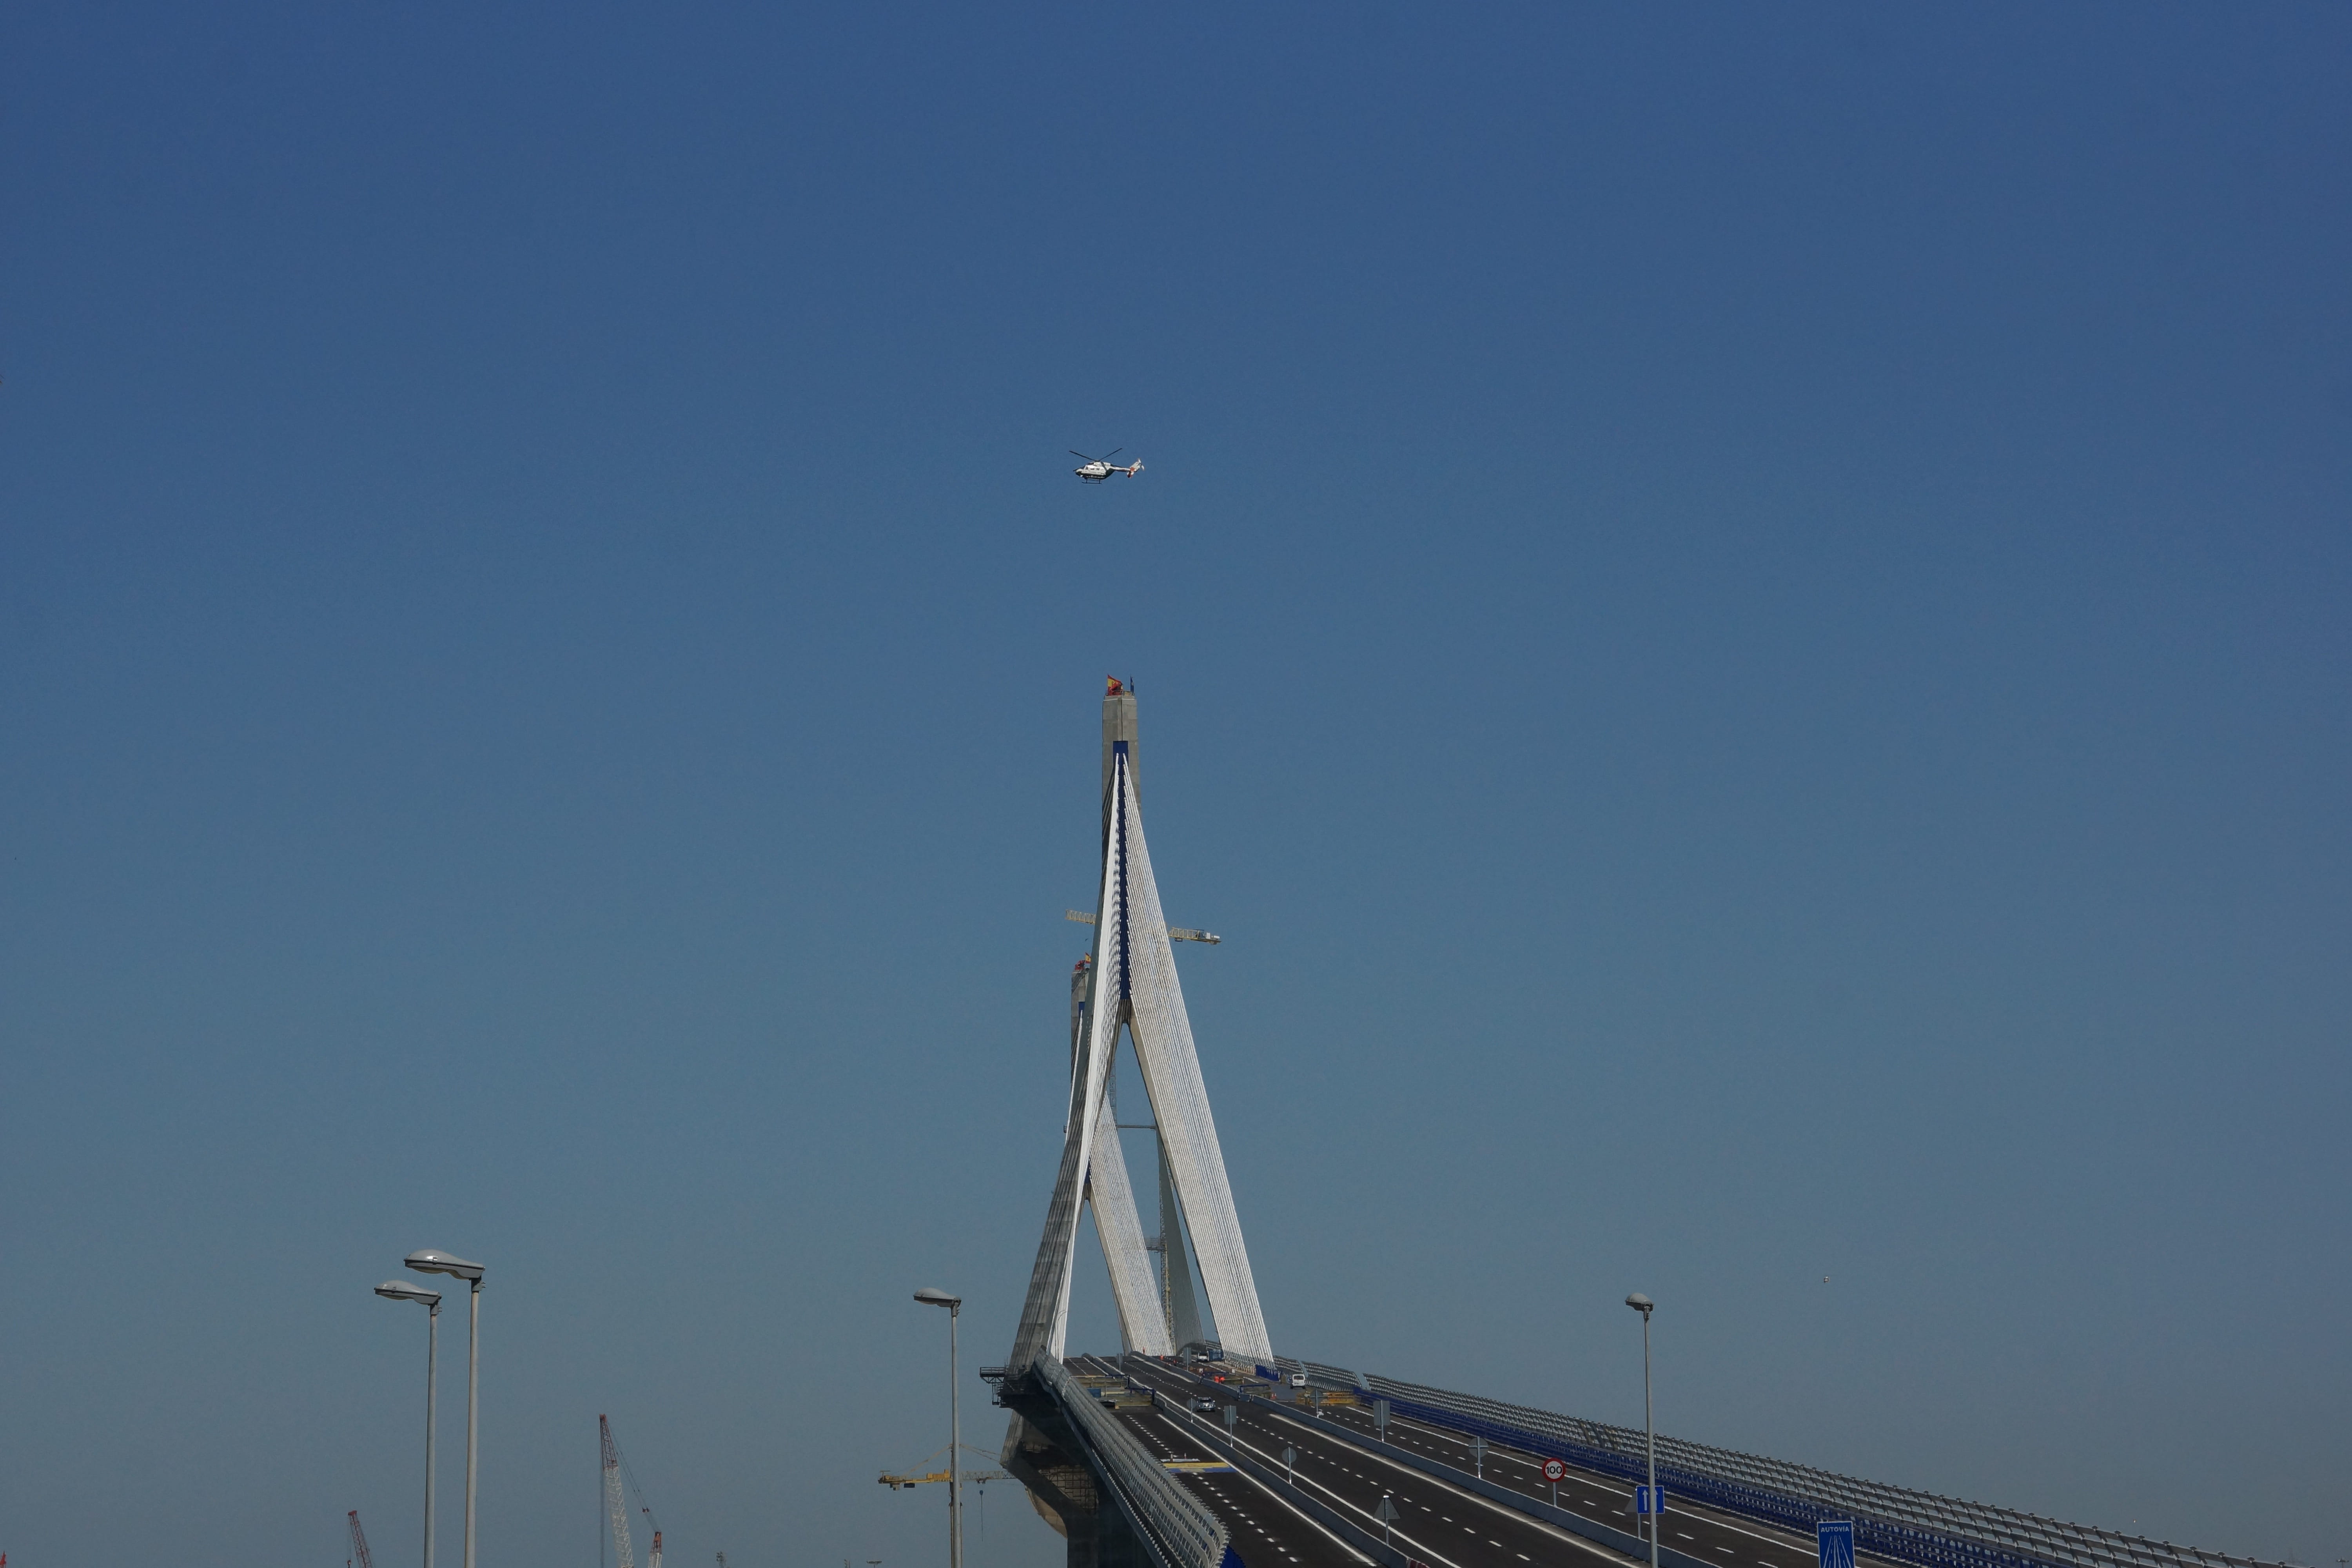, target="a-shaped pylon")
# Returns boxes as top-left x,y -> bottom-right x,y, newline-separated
1008,683 -> 1272,1370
